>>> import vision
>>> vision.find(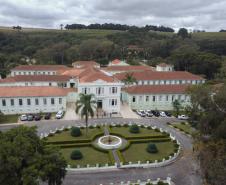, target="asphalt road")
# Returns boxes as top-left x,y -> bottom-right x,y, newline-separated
0,117 -> 202,185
